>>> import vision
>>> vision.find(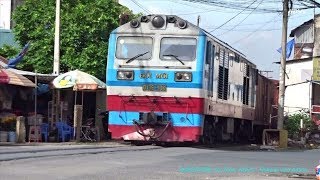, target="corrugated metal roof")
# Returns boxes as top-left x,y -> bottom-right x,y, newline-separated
289,14 -> 320,37
0,56 -> 56,83
0,55 -> 56,77
0,68 -> 36,87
